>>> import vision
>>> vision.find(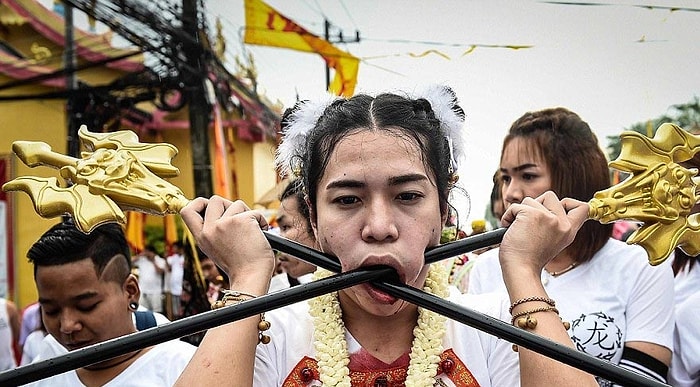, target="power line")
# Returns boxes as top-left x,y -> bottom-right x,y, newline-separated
362,37 -> 533,49
540,1 -> 700,12
337,0 -> 358,29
